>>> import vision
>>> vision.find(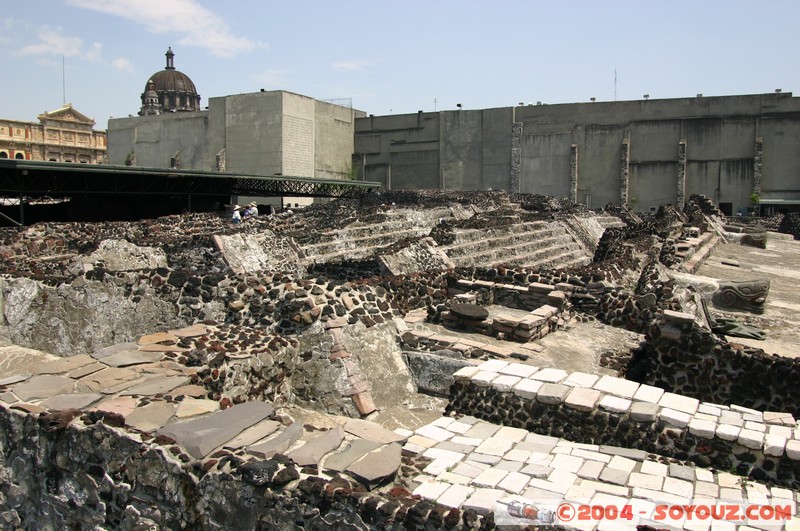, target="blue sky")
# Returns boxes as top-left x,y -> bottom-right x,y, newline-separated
1,0 -> 799,130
